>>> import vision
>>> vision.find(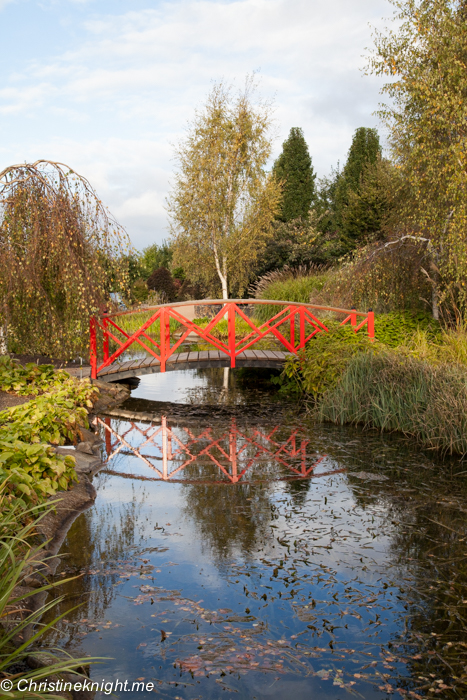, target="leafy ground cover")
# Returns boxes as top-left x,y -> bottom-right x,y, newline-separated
0,357 -> 98,506
0,357 -> 71,396
0,359 -> 102,697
